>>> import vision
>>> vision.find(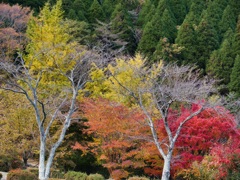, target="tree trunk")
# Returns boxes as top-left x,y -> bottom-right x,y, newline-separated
161,154 -> 172,180
39,139 -> 46,180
